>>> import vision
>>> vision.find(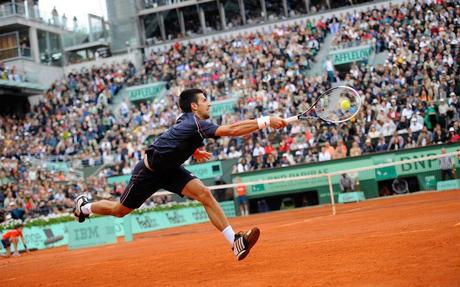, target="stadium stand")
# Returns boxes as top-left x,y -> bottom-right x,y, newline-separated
0,0 -> 459,224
